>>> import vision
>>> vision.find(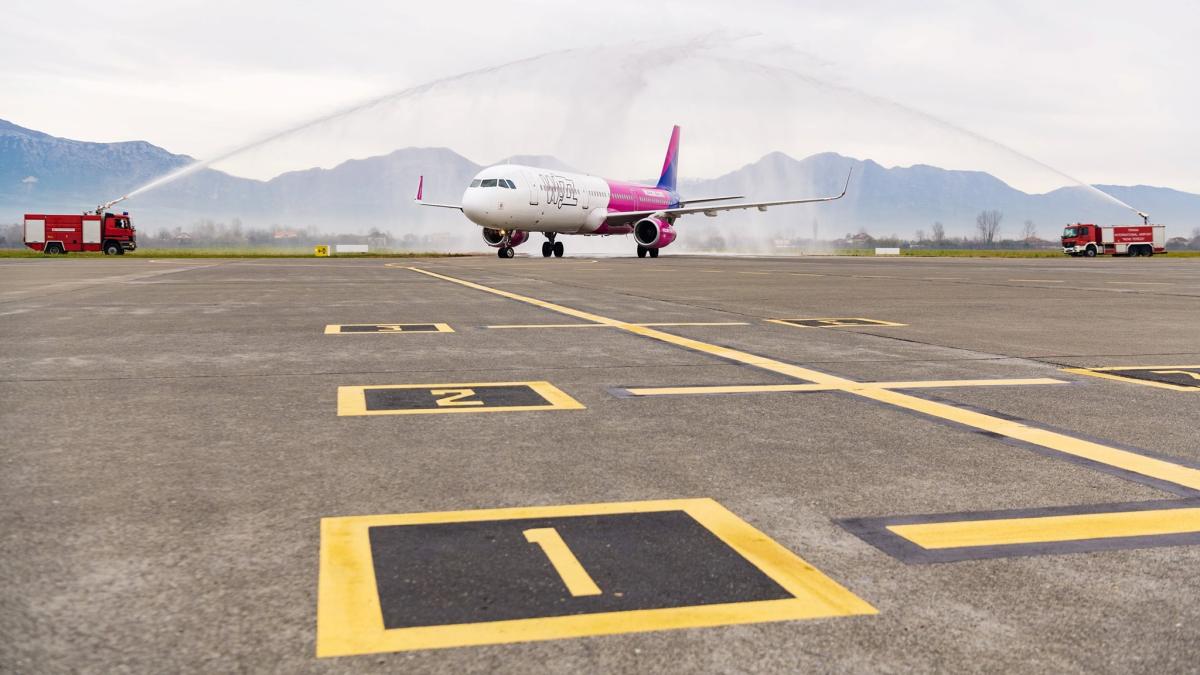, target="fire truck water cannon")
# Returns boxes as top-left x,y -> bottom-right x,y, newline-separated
93,195 -> 130,216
